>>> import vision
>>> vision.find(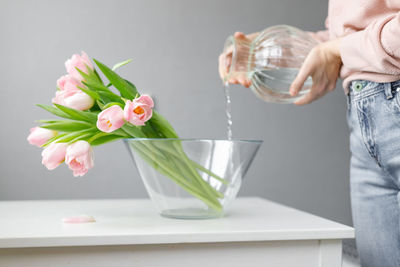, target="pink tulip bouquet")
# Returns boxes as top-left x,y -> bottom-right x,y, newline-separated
28,52 -> 227,211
